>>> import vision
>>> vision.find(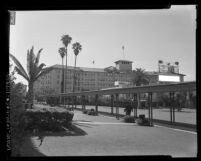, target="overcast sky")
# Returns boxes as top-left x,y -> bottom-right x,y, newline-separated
9,5 -> 196,86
